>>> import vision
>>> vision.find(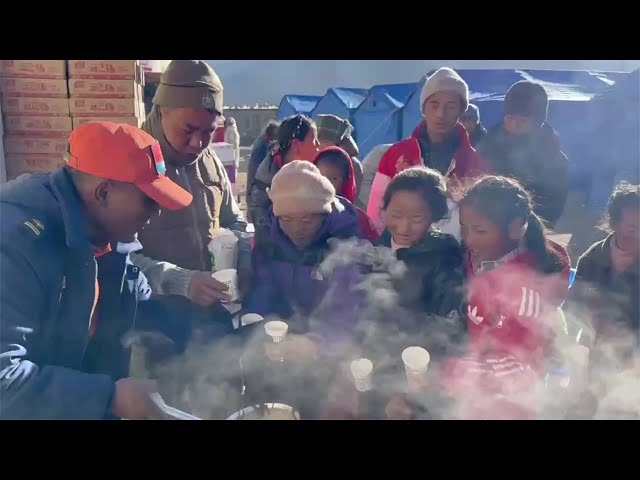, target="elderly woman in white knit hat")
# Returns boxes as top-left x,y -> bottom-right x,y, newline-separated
242,160 -> 367,363
366,67 -> 490,234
